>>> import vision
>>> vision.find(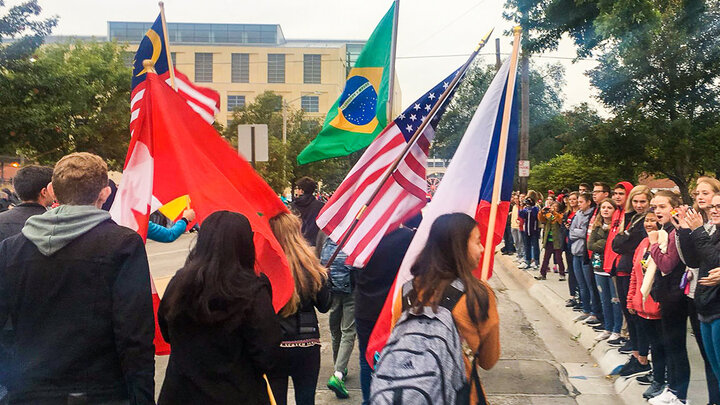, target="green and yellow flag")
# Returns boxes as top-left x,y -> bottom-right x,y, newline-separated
297,3 -> 394,165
